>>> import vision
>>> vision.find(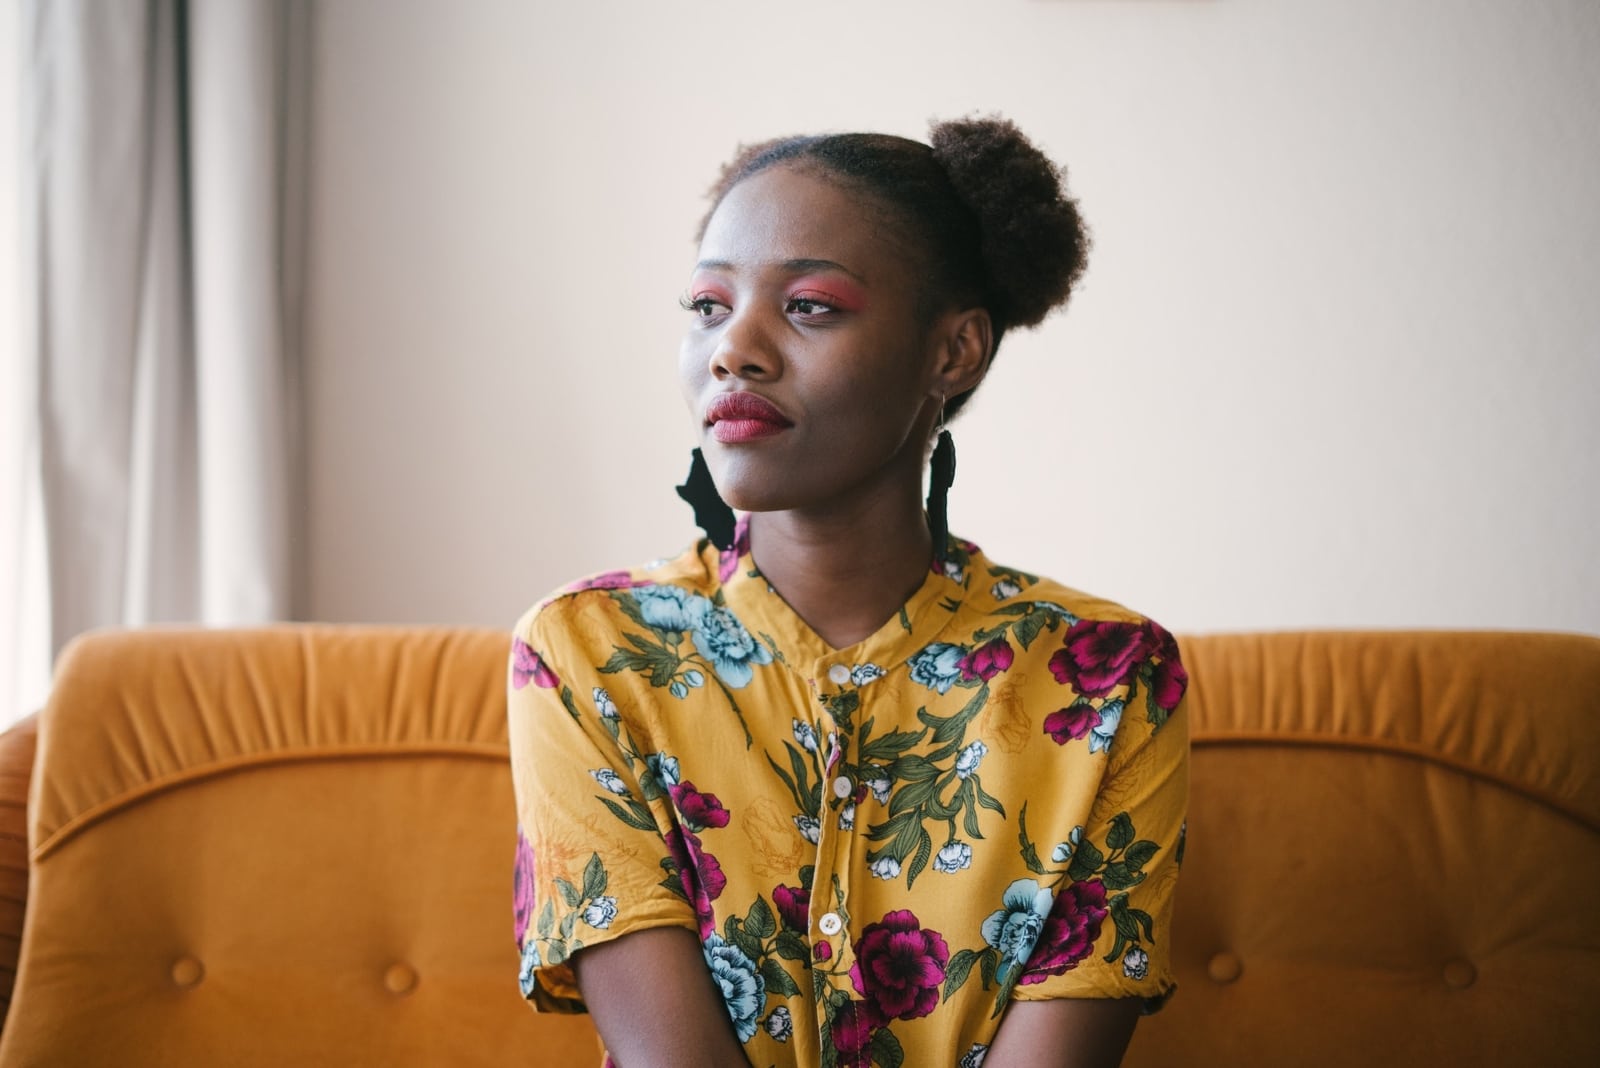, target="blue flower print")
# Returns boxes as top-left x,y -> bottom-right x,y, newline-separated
518,939 -> 541,998
765,1005 -> 793,1043
632,584 -> 709,633
1089,698 -> 1124,755
690,605 -> 773,688
909,642 -> 967,694
955,740 -> 988,780
850,662 -> 886,686
934,841 -> 973,873
589,768 -> 629,796
583,896 -> 618,929
644,752 -> 681,788
981,878 -> 1054,967
1051,826 -> 1085,864
703,932 -> 766,1043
